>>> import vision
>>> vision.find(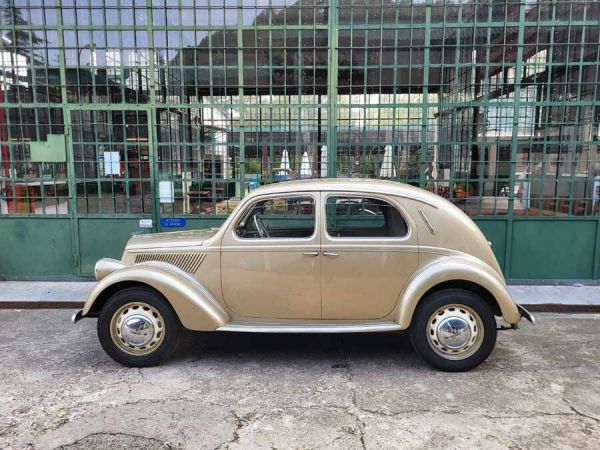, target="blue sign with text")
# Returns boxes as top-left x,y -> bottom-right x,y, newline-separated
160,218 -> 187,228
